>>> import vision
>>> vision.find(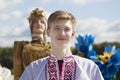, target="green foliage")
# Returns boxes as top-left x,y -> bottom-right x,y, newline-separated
71,41 -> 120,56
71,46 -> 78,55
0,47 -> 13,70
93,41 -> 120,55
